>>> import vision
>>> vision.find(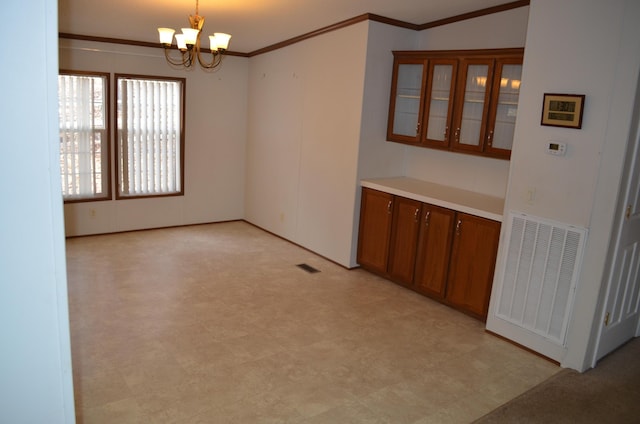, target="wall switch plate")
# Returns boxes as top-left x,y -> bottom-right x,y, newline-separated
526,186 -> 536,204
547,141 -> 567,156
